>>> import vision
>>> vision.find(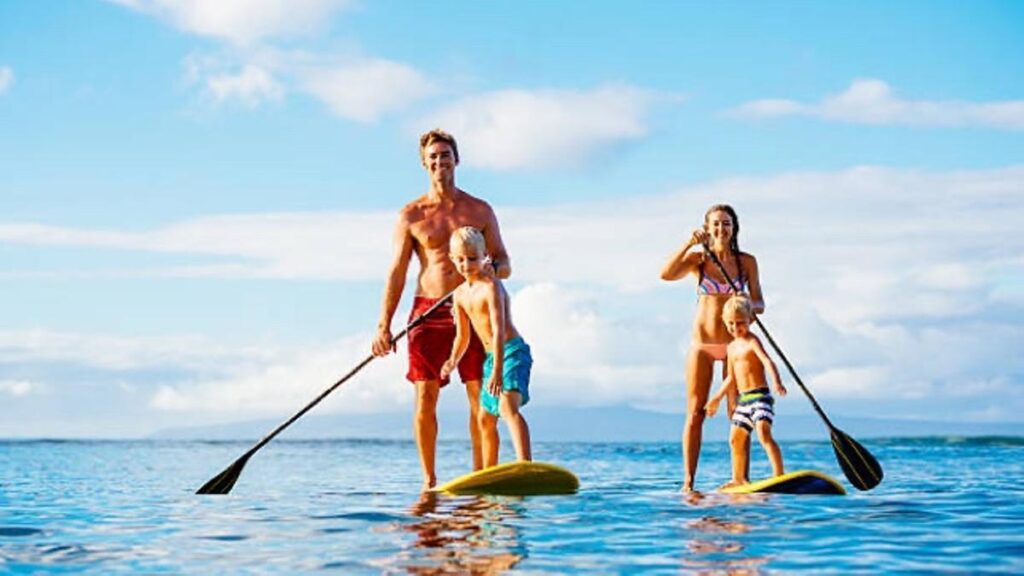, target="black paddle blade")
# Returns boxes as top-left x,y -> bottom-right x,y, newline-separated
196,454 -> 251,495
830,429 -> 883,491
